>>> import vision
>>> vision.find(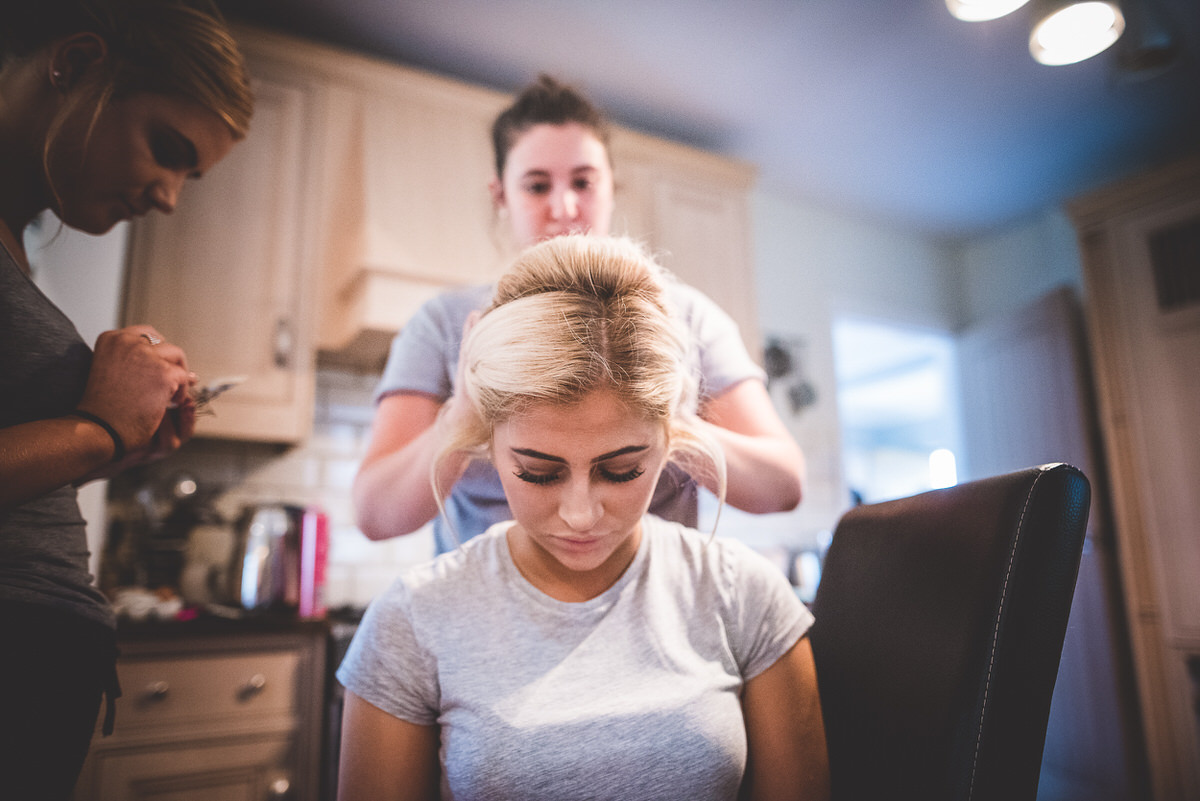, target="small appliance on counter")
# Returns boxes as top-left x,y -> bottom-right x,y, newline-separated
229,503 -> 328,617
